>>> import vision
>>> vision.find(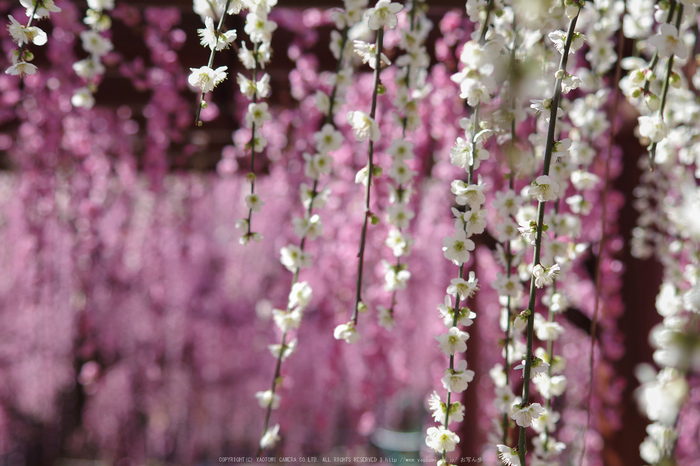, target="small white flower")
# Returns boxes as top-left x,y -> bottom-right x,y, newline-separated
494,385 -> 520,415
497,445 -> 521,466
80,30 -> 113,57
531,408 -> 560,434
377,305 -> 395,330
442,228 -> 475,266
385,228 -> 412,257
255,390 -> 281,409
515,356 -> 550,379
441,360 -> 475,393
288,281 -> 312,311
272,308 -> 302,332
425,426 -> 459,453
446,271 -> 479,300
244,12 -> 277,44
314,124 -> 343,154
246,102 -> 272,128
638,114 -> 669,143
87,0 -> 115,11
73,58 -> 105,80
199,17 -> 237,51
435,326 -> 470,355
533,374 -> 567,398
649,23 -> 688,60
260,423 -> 281,449
365,0 -> 403,30
71,87 -> 95,109
5,61 -> 37,76
386,139 -> 414,160
510,402 -> 545,428
353,40 -> 391,69
493,189 -> 523,218
529,175 -> 560,202
533,263 -> 560,289
188,65 -> 228,93
280,245 -> 311,272
334,321 -> 361,344
20,0 -> 61,19
346,110 -> 380,142
548,30 -> 585,55
245,193 -> 265,212
268,339 -> 297,361
386,204 -> 414,229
